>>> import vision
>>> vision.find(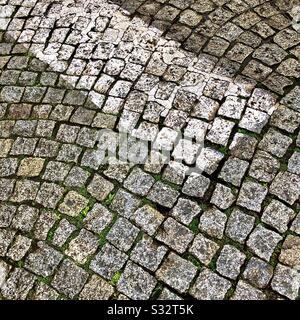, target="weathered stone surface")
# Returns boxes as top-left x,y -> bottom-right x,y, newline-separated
243,257 -> 273,289
190,268 -> 231,300
271,264 -> 300,300
117,261 -> 157,300
156,252 -> 197,294
247,225 -> 282,261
